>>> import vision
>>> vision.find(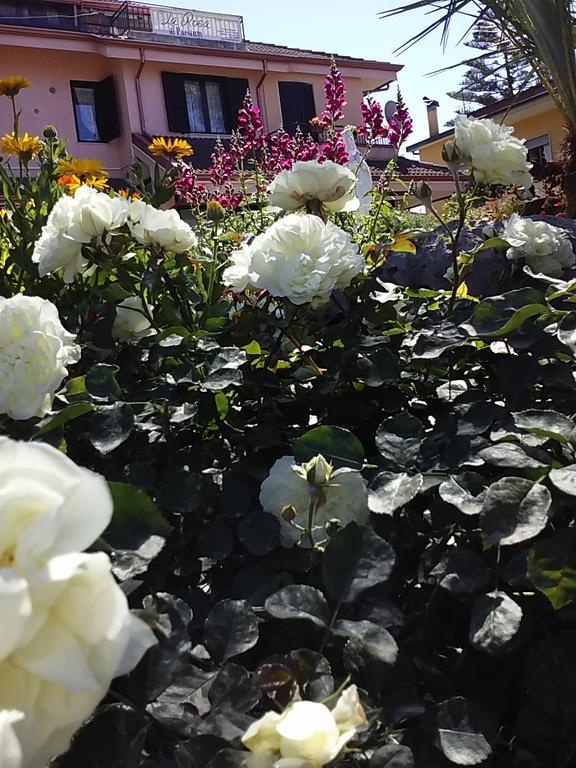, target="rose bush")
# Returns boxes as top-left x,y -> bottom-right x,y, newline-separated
2,64 -> 576,768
